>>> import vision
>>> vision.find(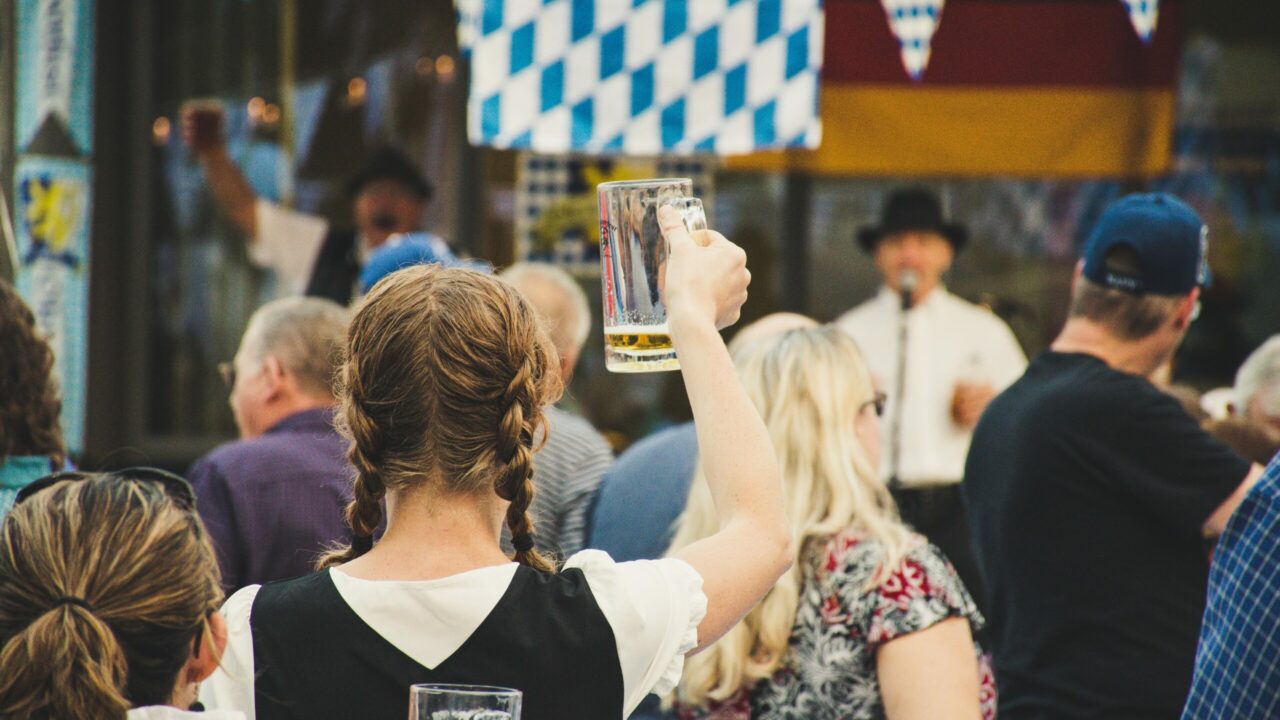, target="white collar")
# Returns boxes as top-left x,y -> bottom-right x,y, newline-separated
328,563 -> 520,669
